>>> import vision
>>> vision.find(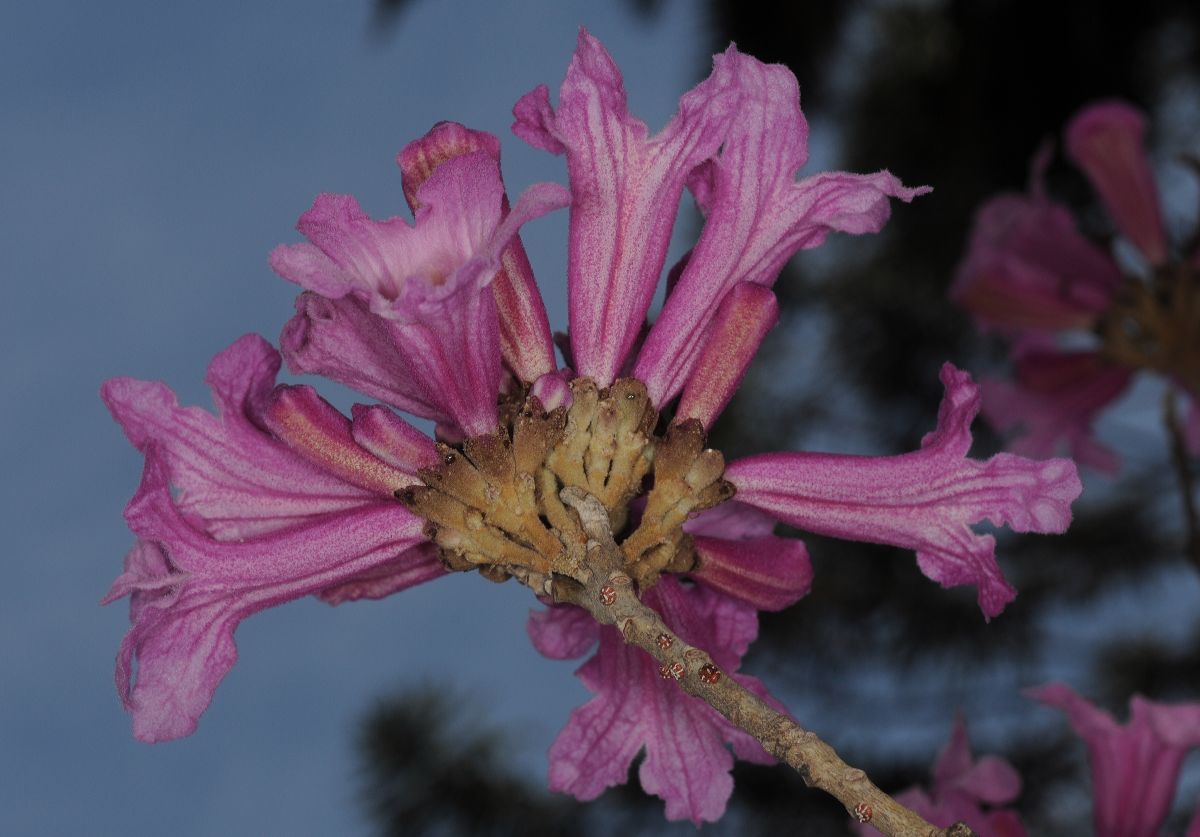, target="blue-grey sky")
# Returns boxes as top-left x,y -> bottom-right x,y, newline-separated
0,3 -> 715,833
